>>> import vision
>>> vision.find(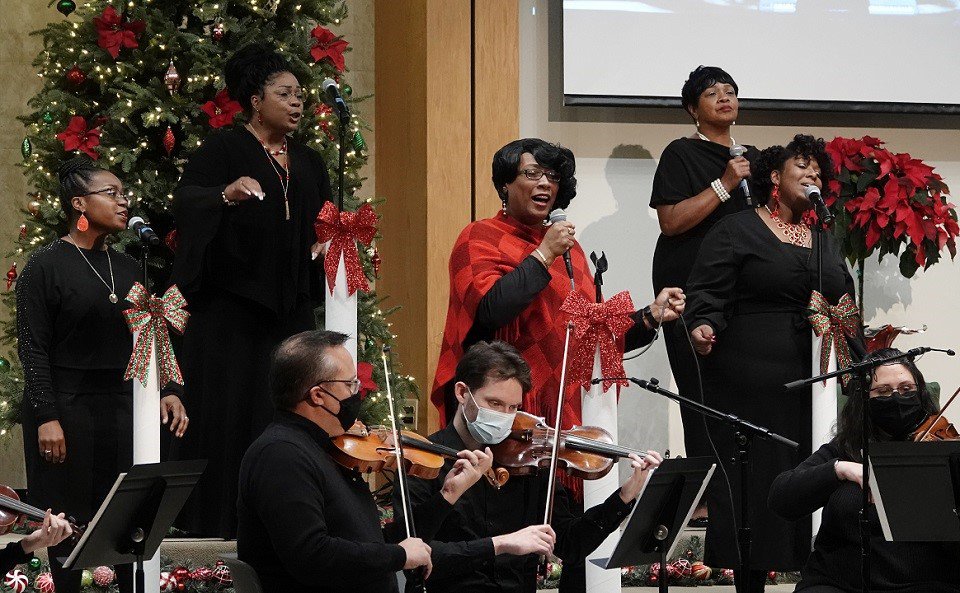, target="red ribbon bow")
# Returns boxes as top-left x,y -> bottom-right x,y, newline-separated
314,202 -> 378,296
807,291 -> 861,387
122,283 -> 189,387
560,290 -> 636,391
